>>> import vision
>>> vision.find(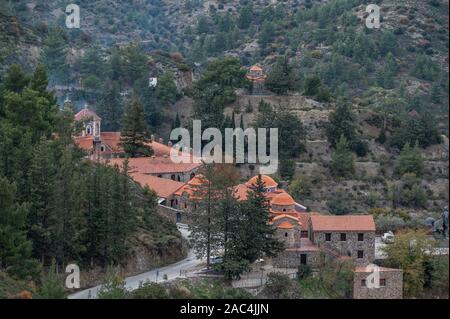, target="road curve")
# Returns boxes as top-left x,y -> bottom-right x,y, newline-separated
68,225 -> 201,299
